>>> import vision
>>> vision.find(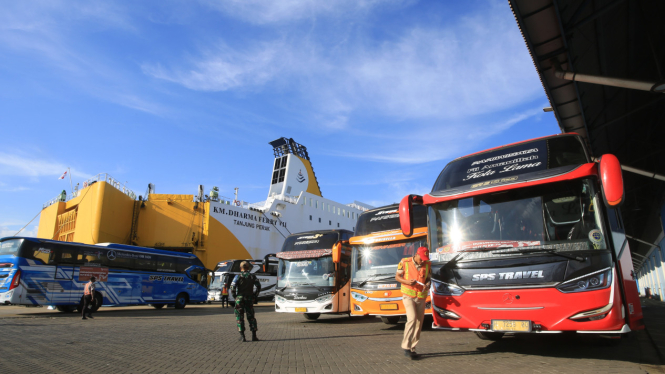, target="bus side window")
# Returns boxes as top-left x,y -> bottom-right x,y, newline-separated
24,243 -> 54,265
78,251 -> 108,266
158,256 -> 178,272
135,256 -> 156,272
110,251 -> 134,270
56,246 -> 78,264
